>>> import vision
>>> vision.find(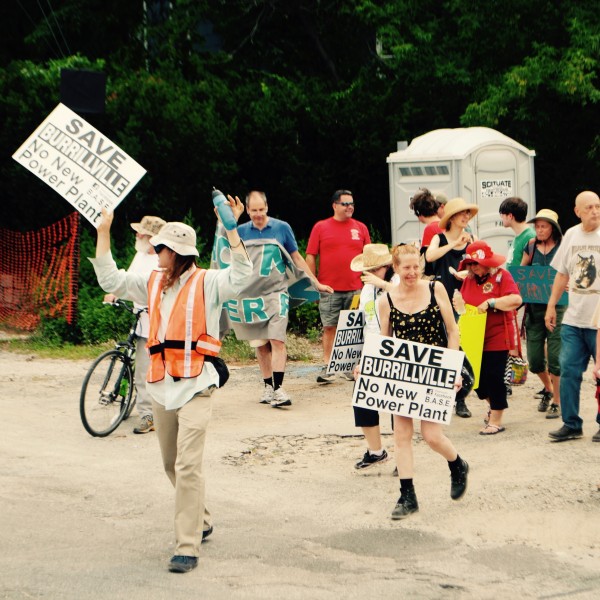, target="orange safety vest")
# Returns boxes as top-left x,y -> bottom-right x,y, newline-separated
146,268 -> 221,383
